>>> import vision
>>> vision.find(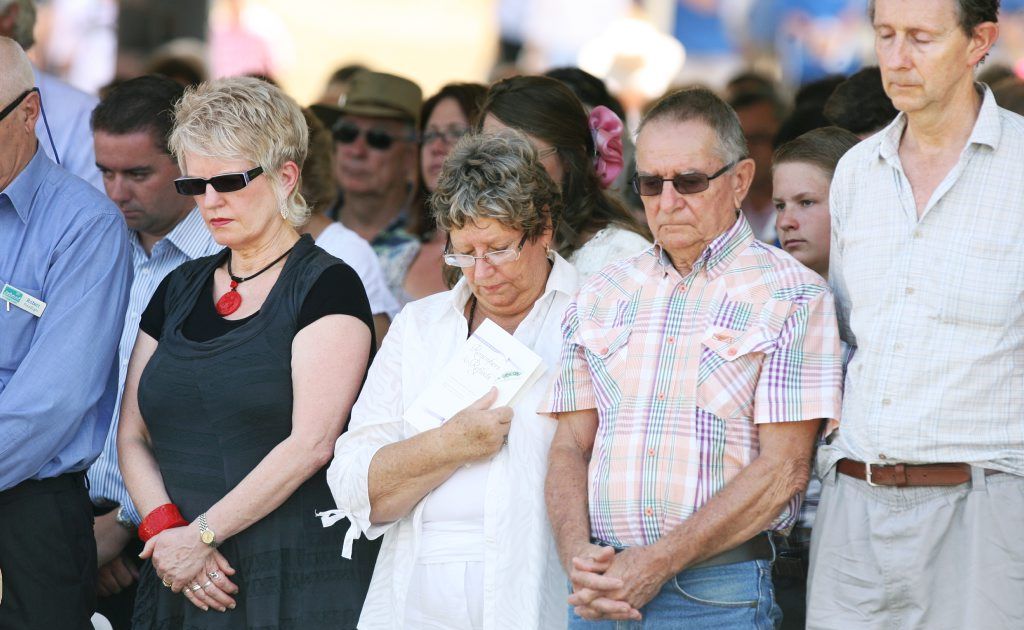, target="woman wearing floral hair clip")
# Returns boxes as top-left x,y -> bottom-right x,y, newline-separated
480,76 -> 650,280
